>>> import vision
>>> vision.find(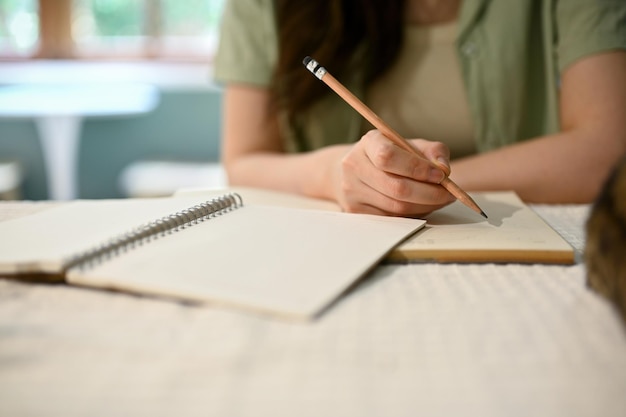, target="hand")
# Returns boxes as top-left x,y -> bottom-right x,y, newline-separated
333,130 -> 456,217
